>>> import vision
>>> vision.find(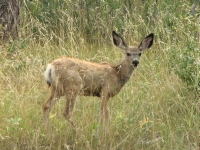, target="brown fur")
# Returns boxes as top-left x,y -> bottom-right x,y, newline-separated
42,31 -> 154,131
